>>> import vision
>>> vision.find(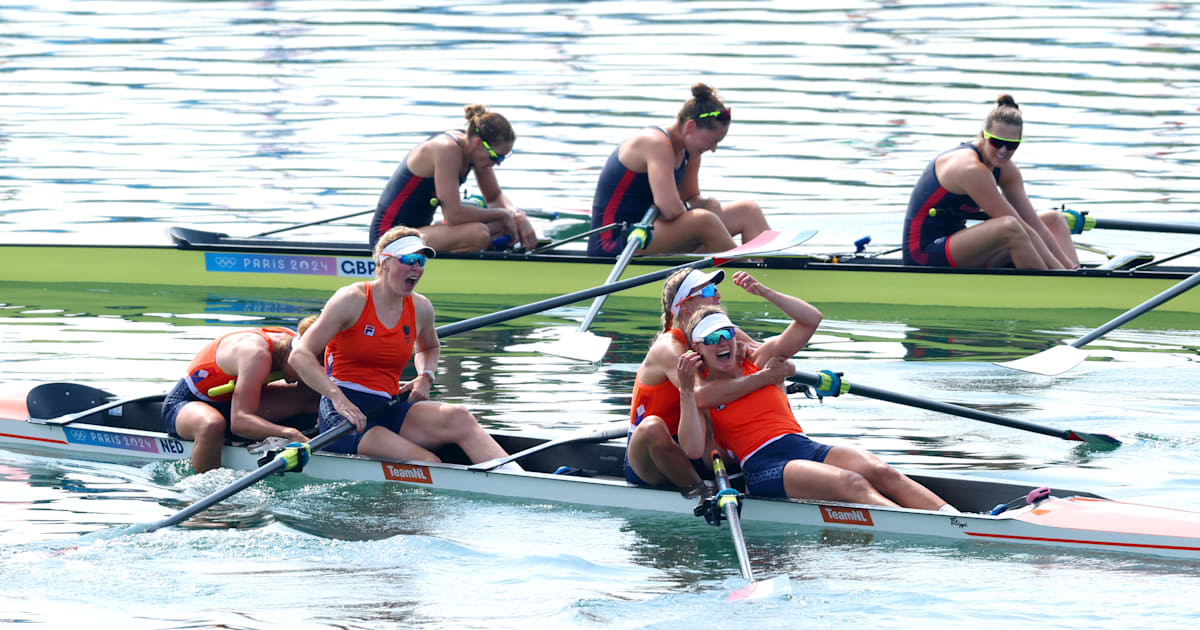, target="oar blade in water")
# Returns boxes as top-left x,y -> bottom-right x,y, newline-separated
540,329 -> 613,362
725,574 -> 792,602
994,344 -> 1088,376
